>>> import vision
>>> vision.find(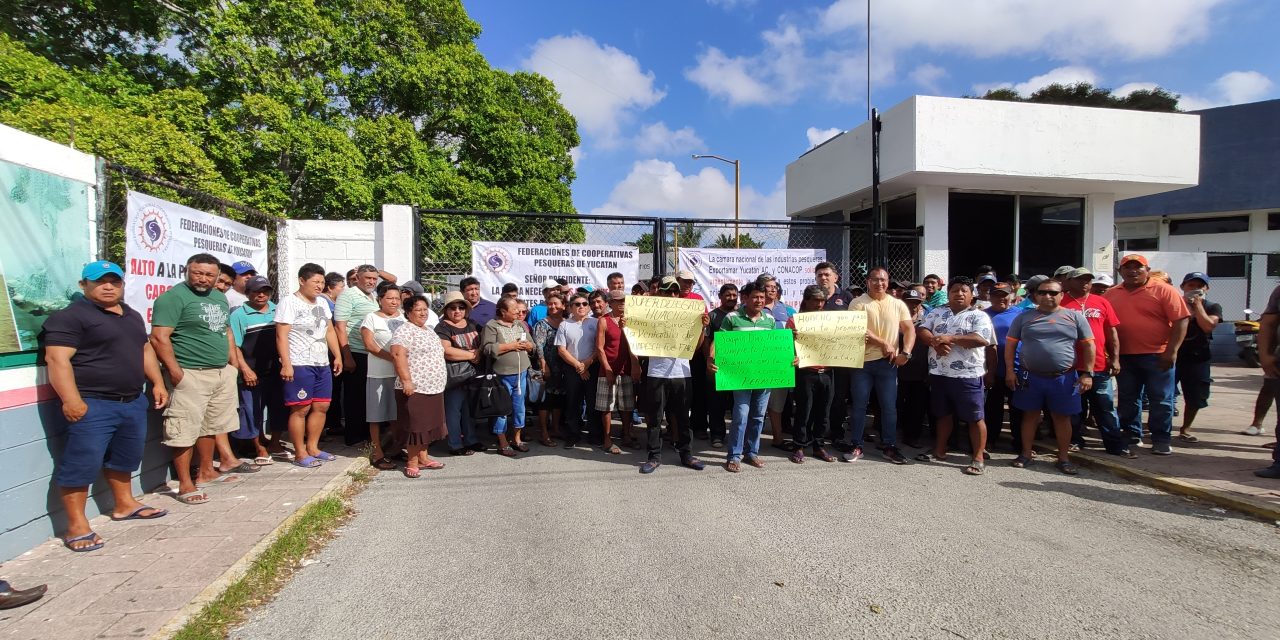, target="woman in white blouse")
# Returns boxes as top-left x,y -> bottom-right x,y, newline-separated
360,282 -> 404,470
390,296 -> 448,477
